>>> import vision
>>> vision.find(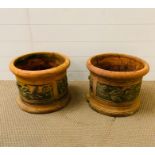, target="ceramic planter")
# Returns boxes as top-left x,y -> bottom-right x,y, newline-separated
87,53 -> 149,116
10,52 -> 70,114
